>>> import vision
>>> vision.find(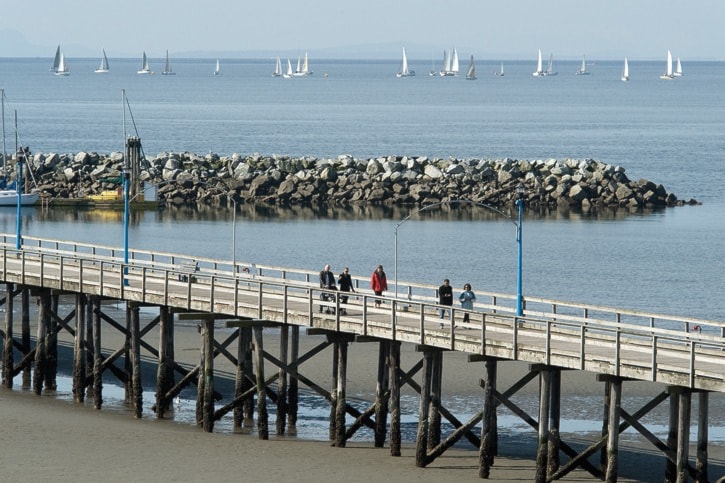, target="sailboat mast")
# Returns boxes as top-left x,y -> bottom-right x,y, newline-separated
1,89 -> 6,175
